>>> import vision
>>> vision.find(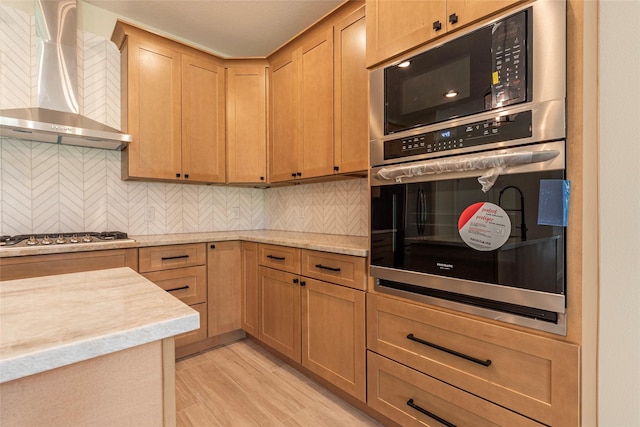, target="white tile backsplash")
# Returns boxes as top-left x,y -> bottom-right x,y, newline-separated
0,5 -> 369,238
263,179 -> 368,237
